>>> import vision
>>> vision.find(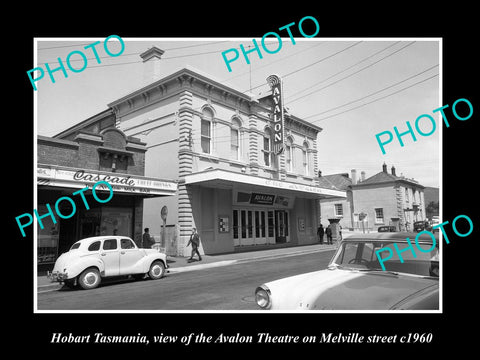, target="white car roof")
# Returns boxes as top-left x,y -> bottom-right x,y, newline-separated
74,236 -> 133,244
